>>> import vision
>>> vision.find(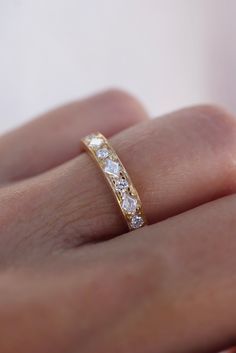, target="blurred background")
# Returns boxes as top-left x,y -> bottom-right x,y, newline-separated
0,0 -> 236,133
